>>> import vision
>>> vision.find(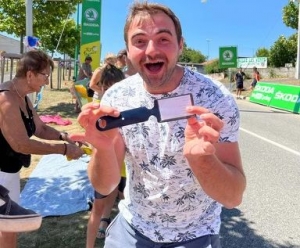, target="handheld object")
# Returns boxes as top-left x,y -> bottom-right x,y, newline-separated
96,94 -> 194,131
67,146 -> 92,161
